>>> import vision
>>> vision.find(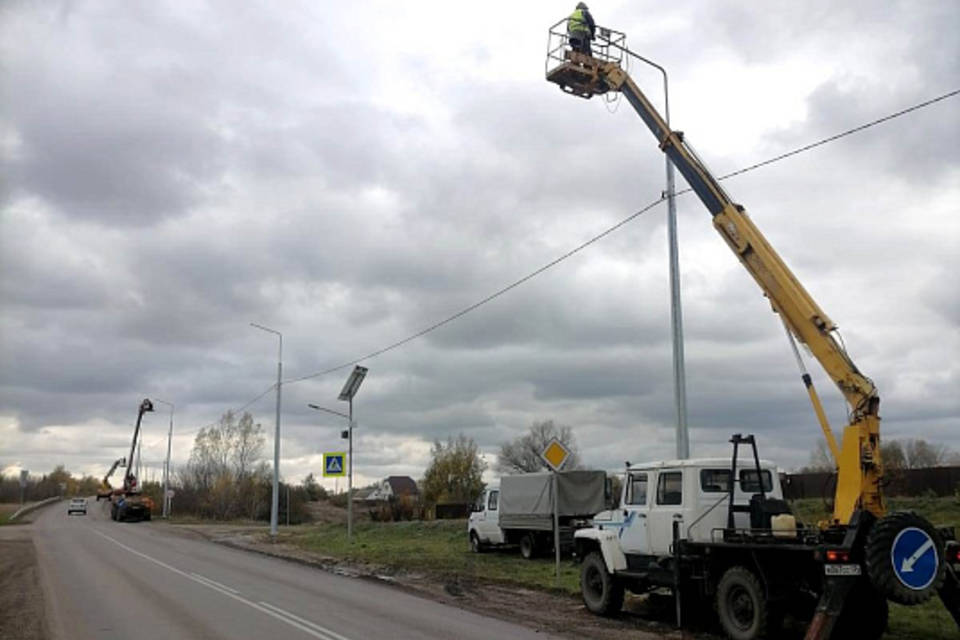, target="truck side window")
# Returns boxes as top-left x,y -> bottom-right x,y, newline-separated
656,471 -> 683,505
626,473 -> 647,505
488,490 -> 499,511
700,469 -> 731,493
739,470 -> 772,493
